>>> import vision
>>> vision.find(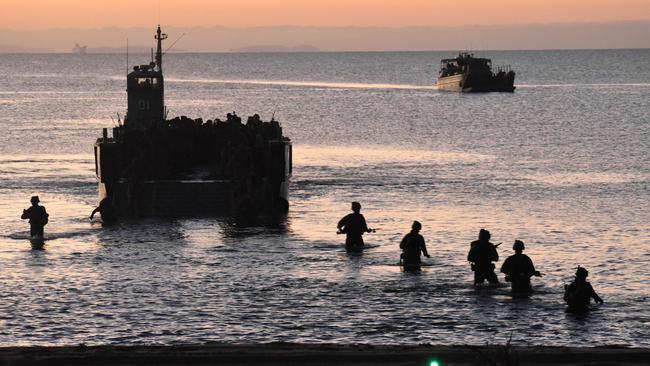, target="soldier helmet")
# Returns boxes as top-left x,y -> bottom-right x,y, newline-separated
30,196 -> 40,203
479,228 -> 491,241
576,266 -> 589,279
513,240 -> 525,251
351,202 -> 361,212
412,221 -> 422,231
